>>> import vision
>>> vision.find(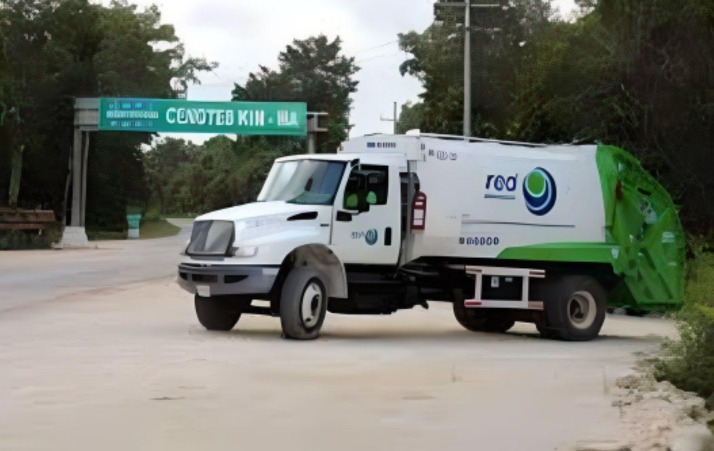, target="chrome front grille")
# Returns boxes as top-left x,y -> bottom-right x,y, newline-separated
186,220 -> 234,256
